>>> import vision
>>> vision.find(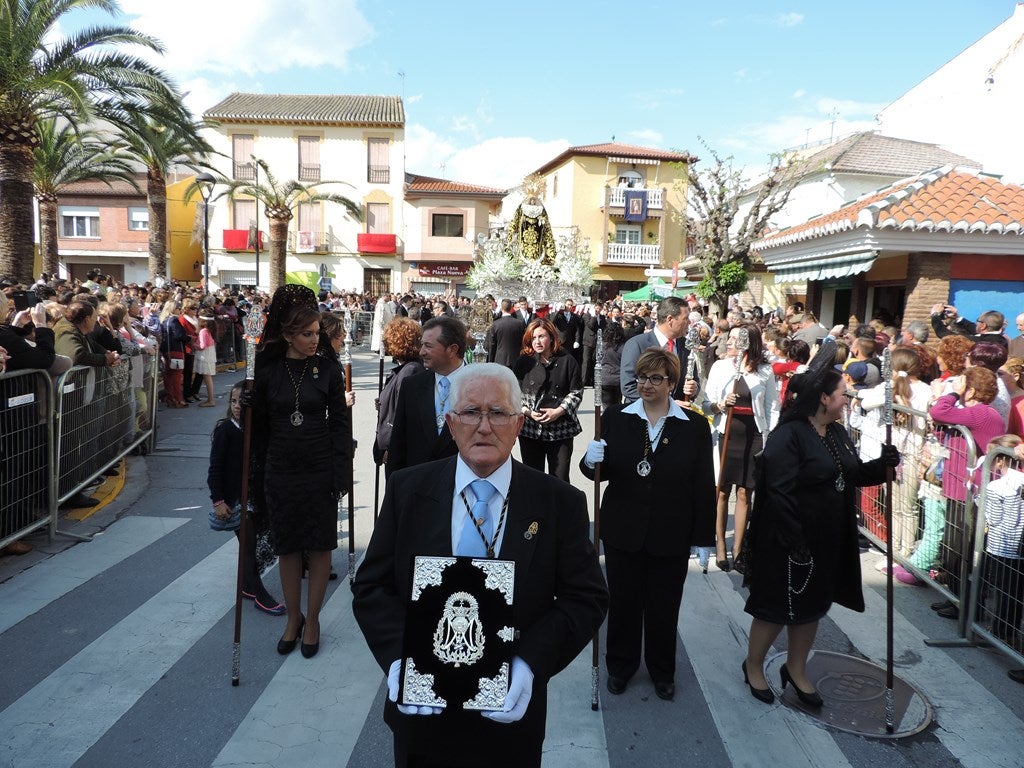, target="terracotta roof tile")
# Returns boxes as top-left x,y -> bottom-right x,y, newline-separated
404,173 -> 505,198
204,92 -> 404,126
758,167 -> 1024,248
59,173 -> 147,197
532,142 -> 694,176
